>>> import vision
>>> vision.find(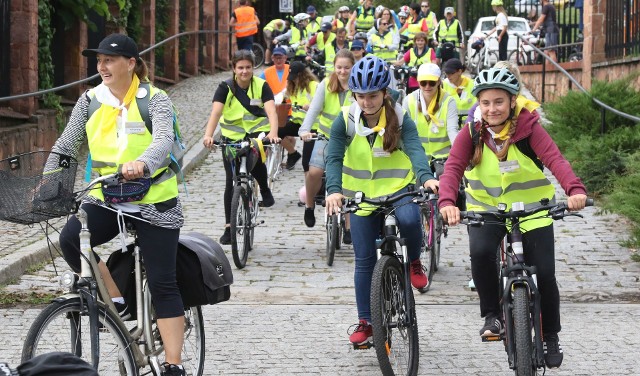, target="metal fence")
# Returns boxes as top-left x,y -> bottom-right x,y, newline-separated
1,0 -> 9,98
606,0 -> 640,58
